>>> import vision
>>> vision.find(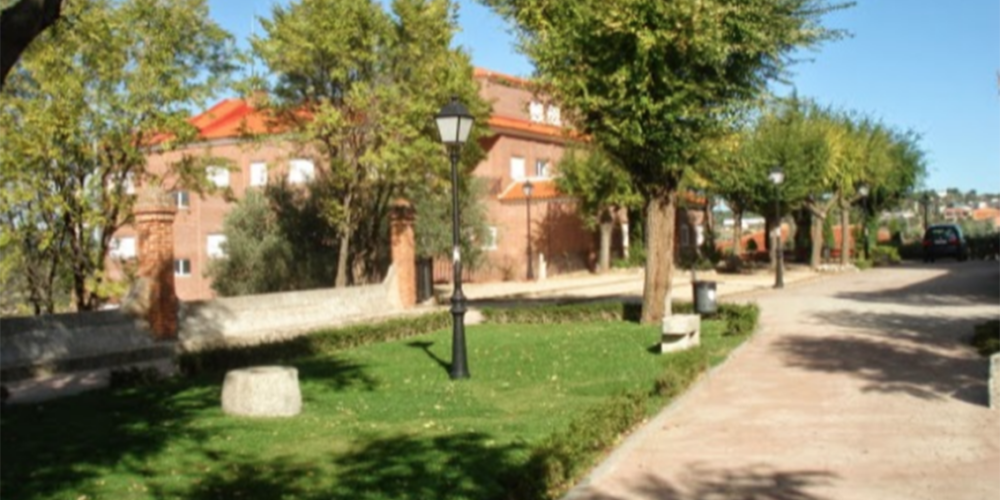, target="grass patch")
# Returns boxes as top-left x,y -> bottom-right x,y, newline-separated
2,306 -> 755,500
971,319 -> 1000,357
